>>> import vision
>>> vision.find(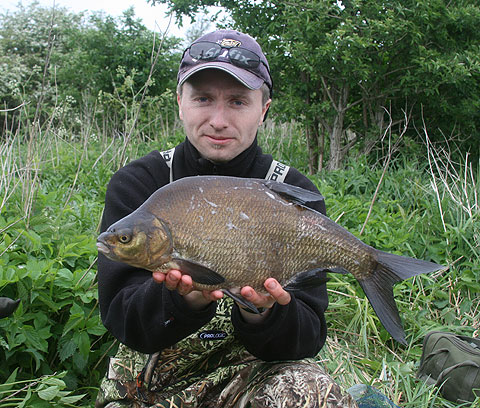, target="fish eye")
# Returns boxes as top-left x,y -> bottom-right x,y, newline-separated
117,230 -> 132,244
